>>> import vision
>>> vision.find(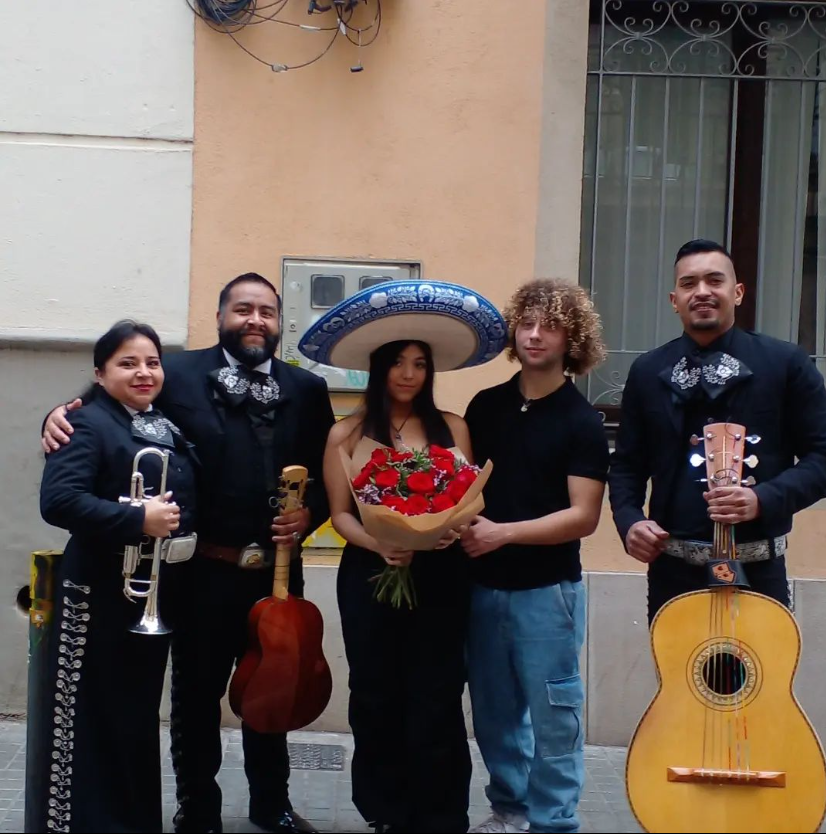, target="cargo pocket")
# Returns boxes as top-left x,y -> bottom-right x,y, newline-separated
538,675 -> 584,758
